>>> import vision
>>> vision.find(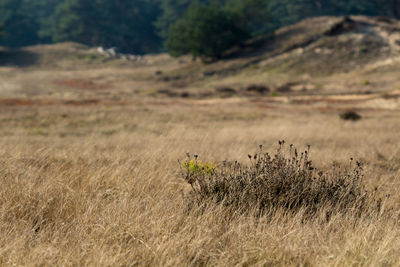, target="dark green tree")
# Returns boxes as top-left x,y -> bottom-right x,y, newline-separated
331,0 -> 379,16
224,0 -> 271,35
155,0 -> 211,39
52,0 -> 161,54
156,0 -> 269,39
0,0 -> 41,47
36,0 -> 65,43
375,0 -> 400,18
1,0 -> 400,54
166,3 -> 249,61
